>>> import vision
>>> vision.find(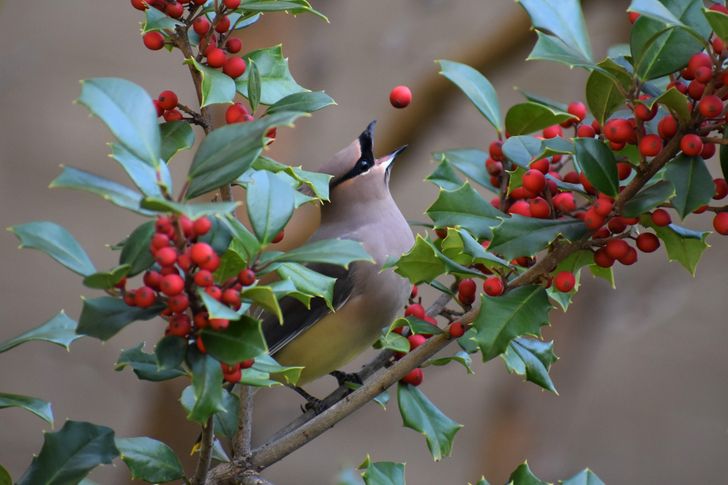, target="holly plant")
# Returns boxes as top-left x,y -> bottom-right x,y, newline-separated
3,0 -> 728,484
